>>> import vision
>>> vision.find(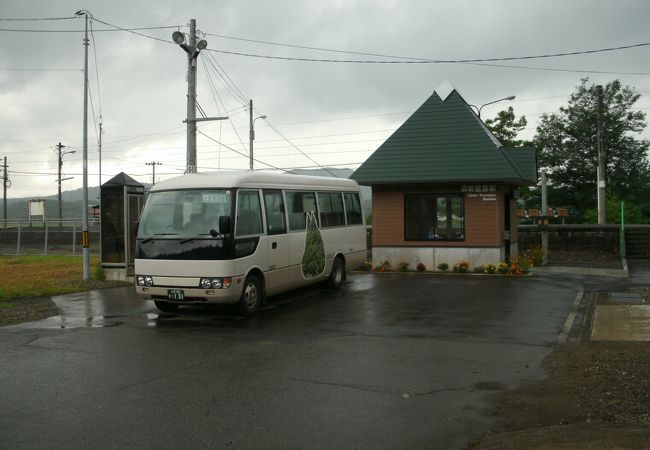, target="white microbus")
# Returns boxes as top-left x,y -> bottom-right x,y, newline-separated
134,171 -> 367,314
